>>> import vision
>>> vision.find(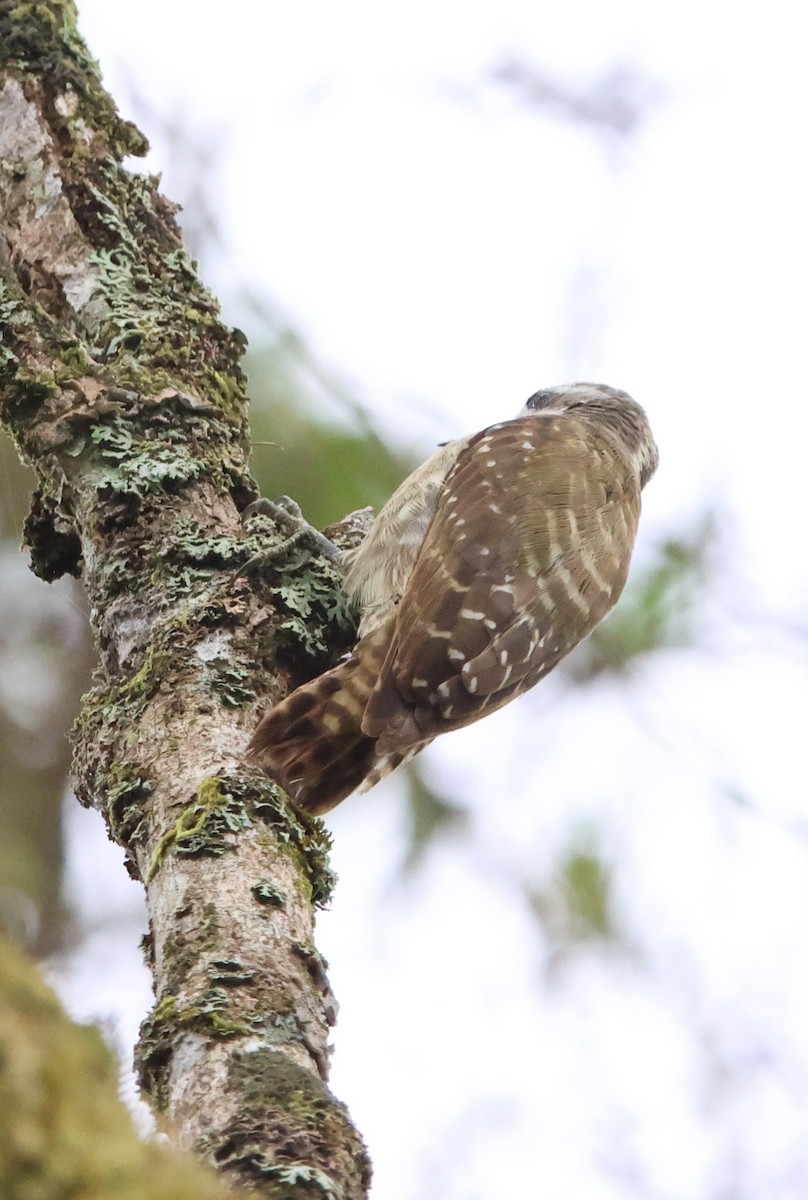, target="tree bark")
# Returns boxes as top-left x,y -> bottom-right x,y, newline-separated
0,3 -> 371,1195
